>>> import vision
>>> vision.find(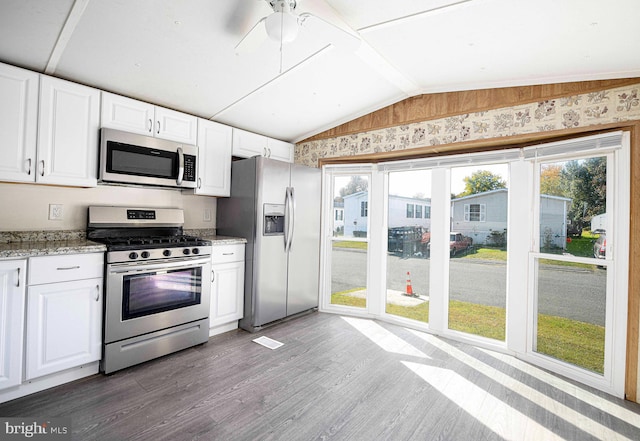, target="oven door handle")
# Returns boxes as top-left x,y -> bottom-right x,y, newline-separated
108,257 -> 211,274
176,147 -> 184,186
